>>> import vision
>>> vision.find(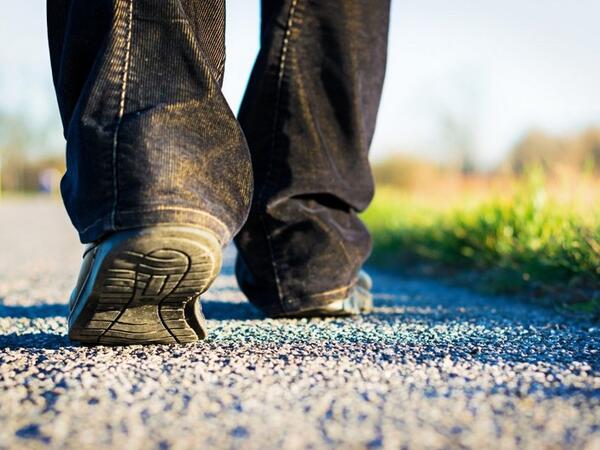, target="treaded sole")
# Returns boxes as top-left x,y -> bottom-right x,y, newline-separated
68,227 -> 221,345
